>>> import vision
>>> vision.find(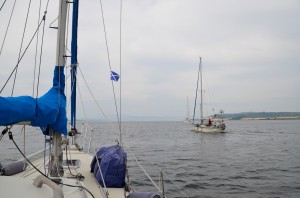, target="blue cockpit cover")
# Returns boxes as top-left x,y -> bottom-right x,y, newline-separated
90,146 -> 127,188
0,66 -> 67,135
